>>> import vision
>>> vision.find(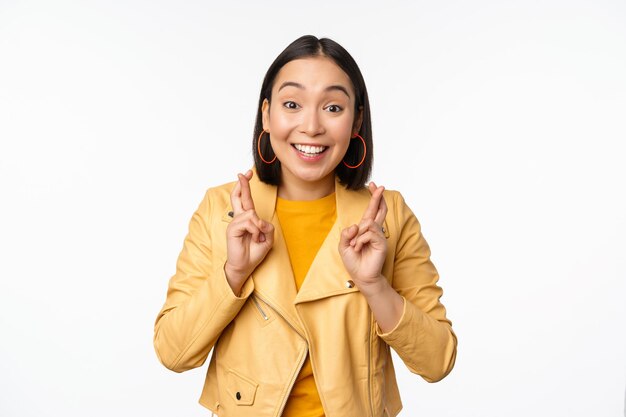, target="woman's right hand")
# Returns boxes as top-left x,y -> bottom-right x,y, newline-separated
224,170 -> 274,296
